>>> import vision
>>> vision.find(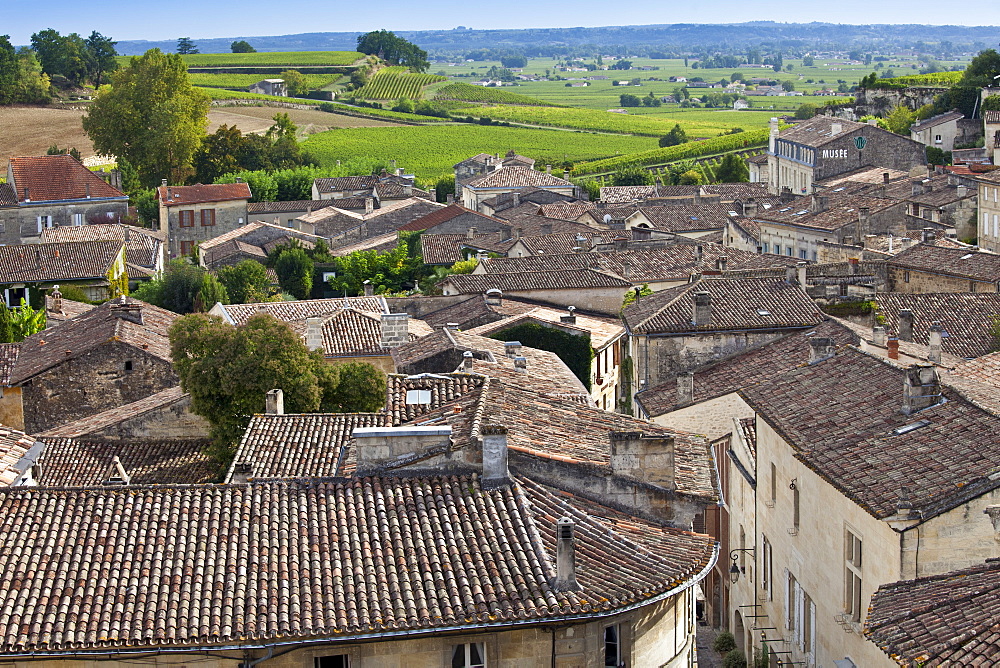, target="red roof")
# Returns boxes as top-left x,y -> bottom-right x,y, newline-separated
398,203 -> 505,232
156,183 -> 252,207
8,155 -> 126,203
